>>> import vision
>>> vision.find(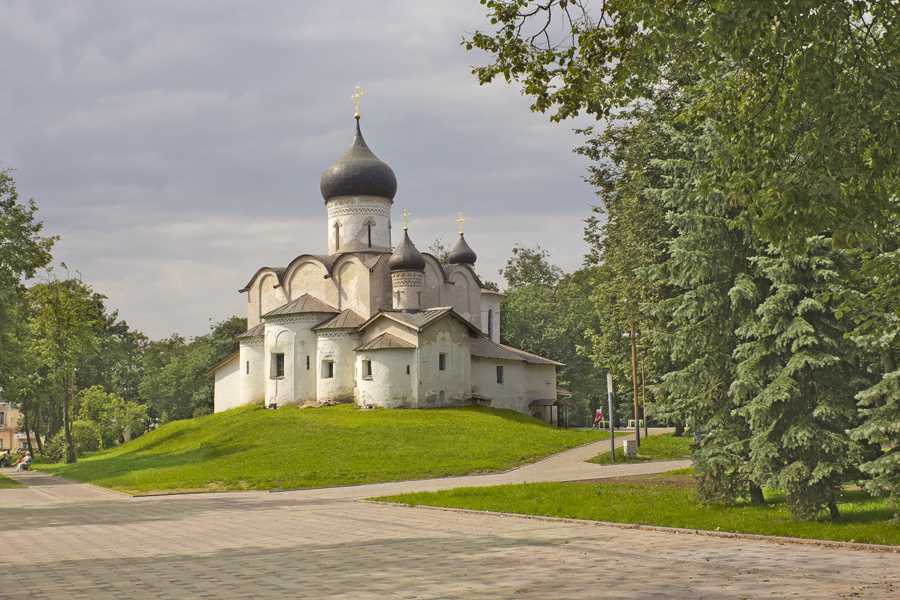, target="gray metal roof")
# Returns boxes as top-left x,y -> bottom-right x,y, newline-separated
469,336 -> 563,366
313,308 -> 366,330
355,332 -> 416,351
262,294 -> 339,318
358,307 -> 483,336
448,233 -> 477,265
236,323 -> 266,339
320,117 -> 397,202
389,229 -> 426,271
